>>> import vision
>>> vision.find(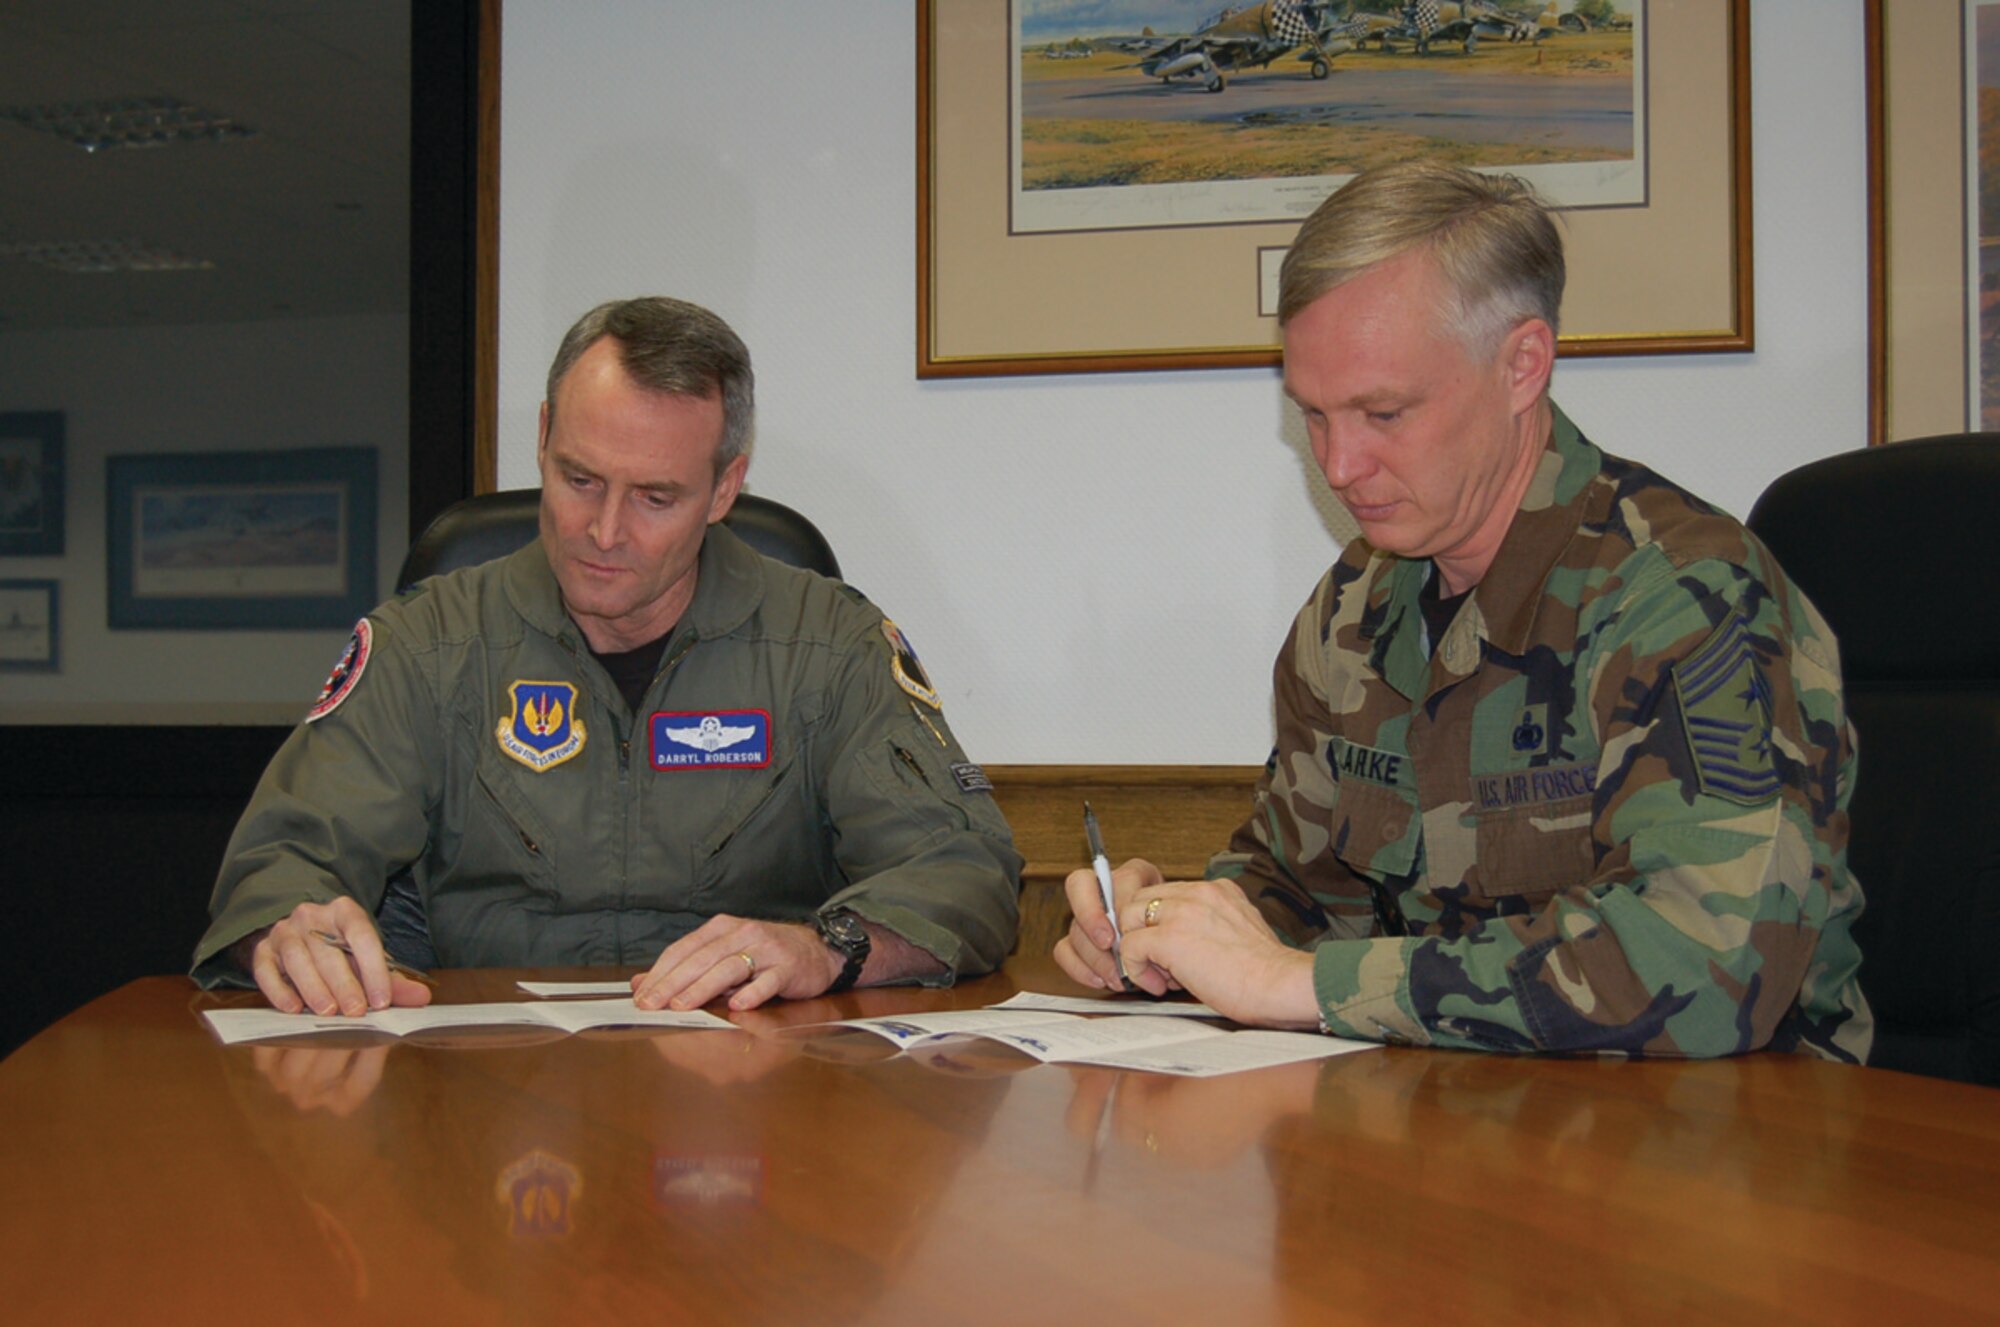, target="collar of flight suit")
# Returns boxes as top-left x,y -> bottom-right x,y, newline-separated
1365,401 -> 1604,700
501,520 -> 770,652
